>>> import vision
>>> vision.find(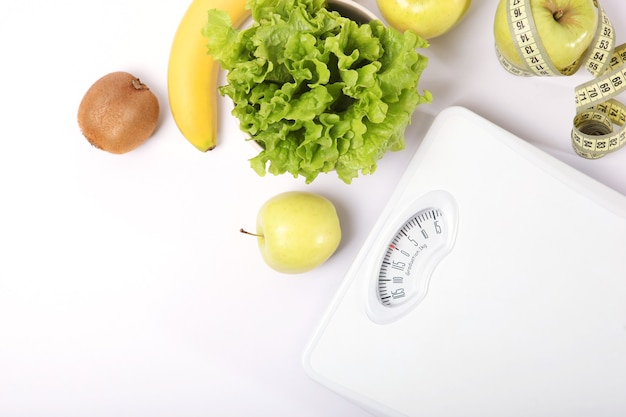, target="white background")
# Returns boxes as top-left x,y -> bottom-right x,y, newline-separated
1,0 -> 624,416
